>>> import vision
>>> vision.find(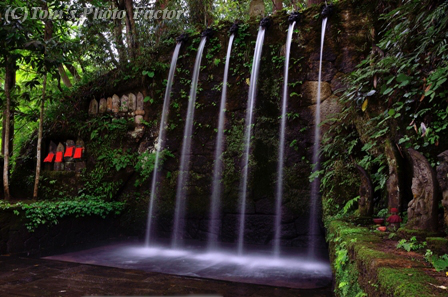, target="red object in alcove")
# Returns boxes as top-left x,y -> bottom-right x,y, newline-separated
55,152 -> 63,162
43,152 -> 55,162
74,147 -> 83,159
64,146 -> 74,157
